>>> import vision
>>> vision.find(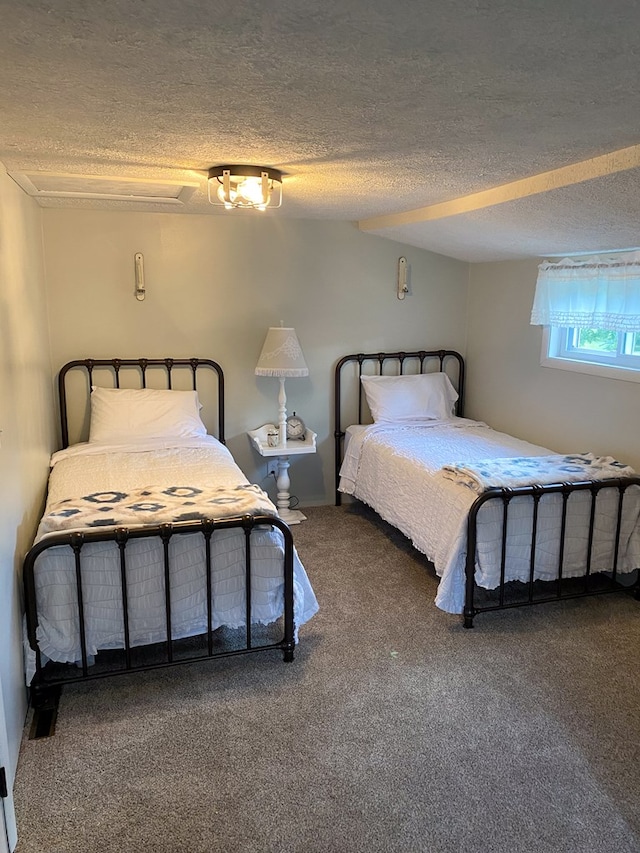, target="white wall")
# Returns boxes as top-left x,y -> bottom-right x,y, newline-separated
466,259 -> 640,471
41,210 -> 470,504
0,166 -> 56,849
